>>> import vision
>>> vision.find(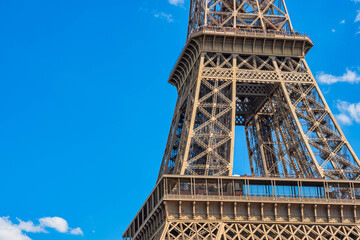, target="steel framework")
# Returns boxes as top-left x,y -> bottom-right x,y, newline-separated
123,0 -> 360,239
